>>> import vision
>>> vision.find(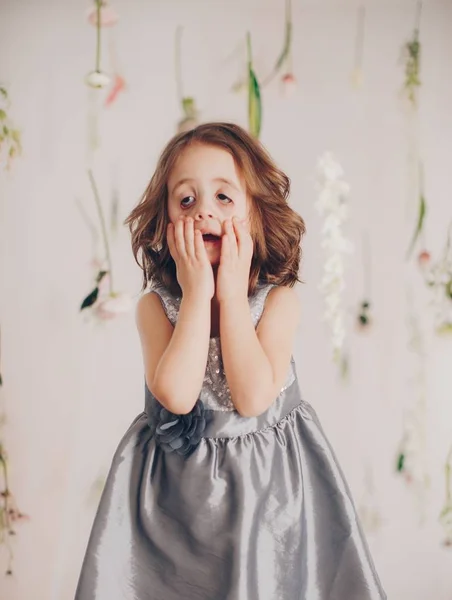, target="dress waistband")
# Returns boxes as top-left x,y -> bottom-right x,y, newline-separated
145,379 -> 303,441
